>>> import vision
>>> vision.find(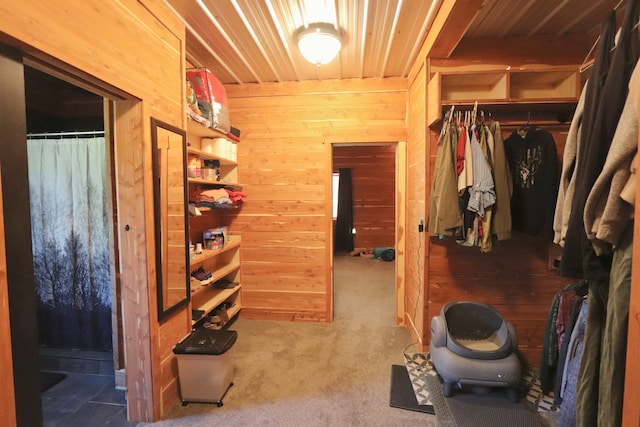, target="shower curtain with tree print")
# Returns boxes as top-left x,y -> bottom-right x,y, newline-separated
27,136 -> 112,351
